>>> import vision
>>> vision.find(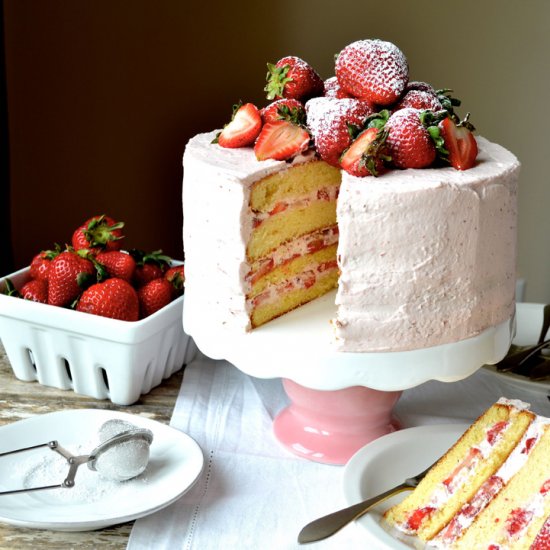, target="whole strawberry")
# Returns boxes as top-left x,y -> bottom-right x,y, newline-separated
335,39 -> 409,106
404,81 -> 436,94
306,97 -> 374,166
385,108 -> 436,169
138,278 -> 173,318
76,278 -> 139,321
265,56 -> 324,102
323,76 -> 353,99
20,279 -> 48,303
164,265 -> 185,298
29,245 -> 60,282
393,89 -> 442,112
96,250 -> 136,282
47,250 -> 95,307
129,249 -> 172,288
72,214 -> 125,253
